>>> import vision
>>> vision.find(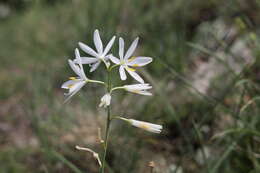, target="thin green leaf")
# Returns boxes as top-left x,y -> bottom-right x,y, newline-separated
51,150 -> 83,173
